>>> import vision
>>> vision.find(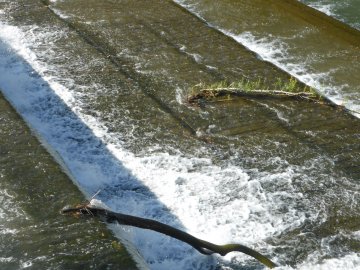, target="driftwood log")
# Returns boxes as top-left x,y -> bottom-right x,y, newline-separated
61,203 -> 277,268
187,87 -> 360,116
188,88 -> 321,105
